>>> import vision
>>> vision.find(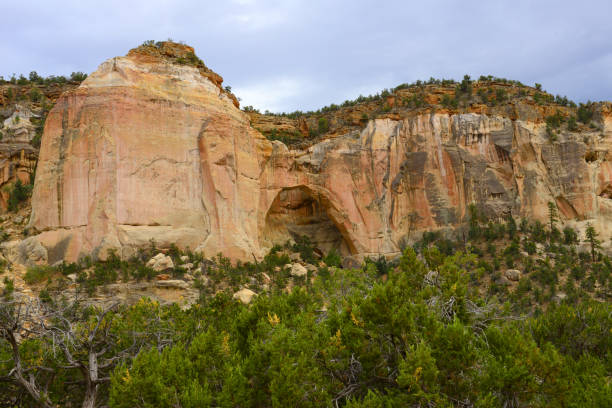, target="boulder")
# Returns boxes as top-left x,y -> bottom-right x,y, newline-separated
504,269 -> 522,282
233,288 -> 256,304
155,280 -> 189,290
496,276 -> 512,286
290,263 -> 308,277
2,237 -> 48,266
146,253 -> 174,272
